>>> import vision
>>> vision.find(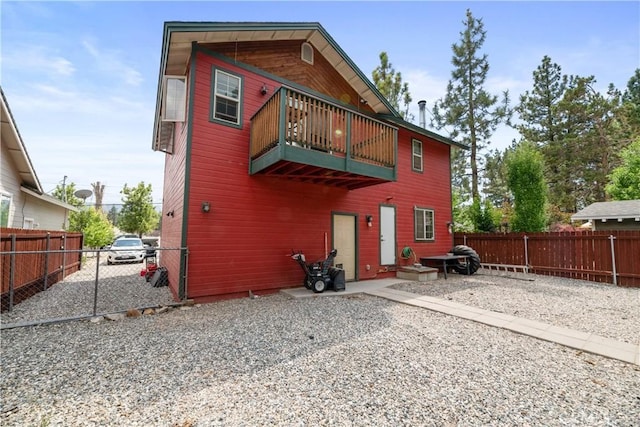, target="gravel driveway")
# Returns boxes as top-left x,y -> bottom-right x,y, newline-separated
1,273 -> 639,426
